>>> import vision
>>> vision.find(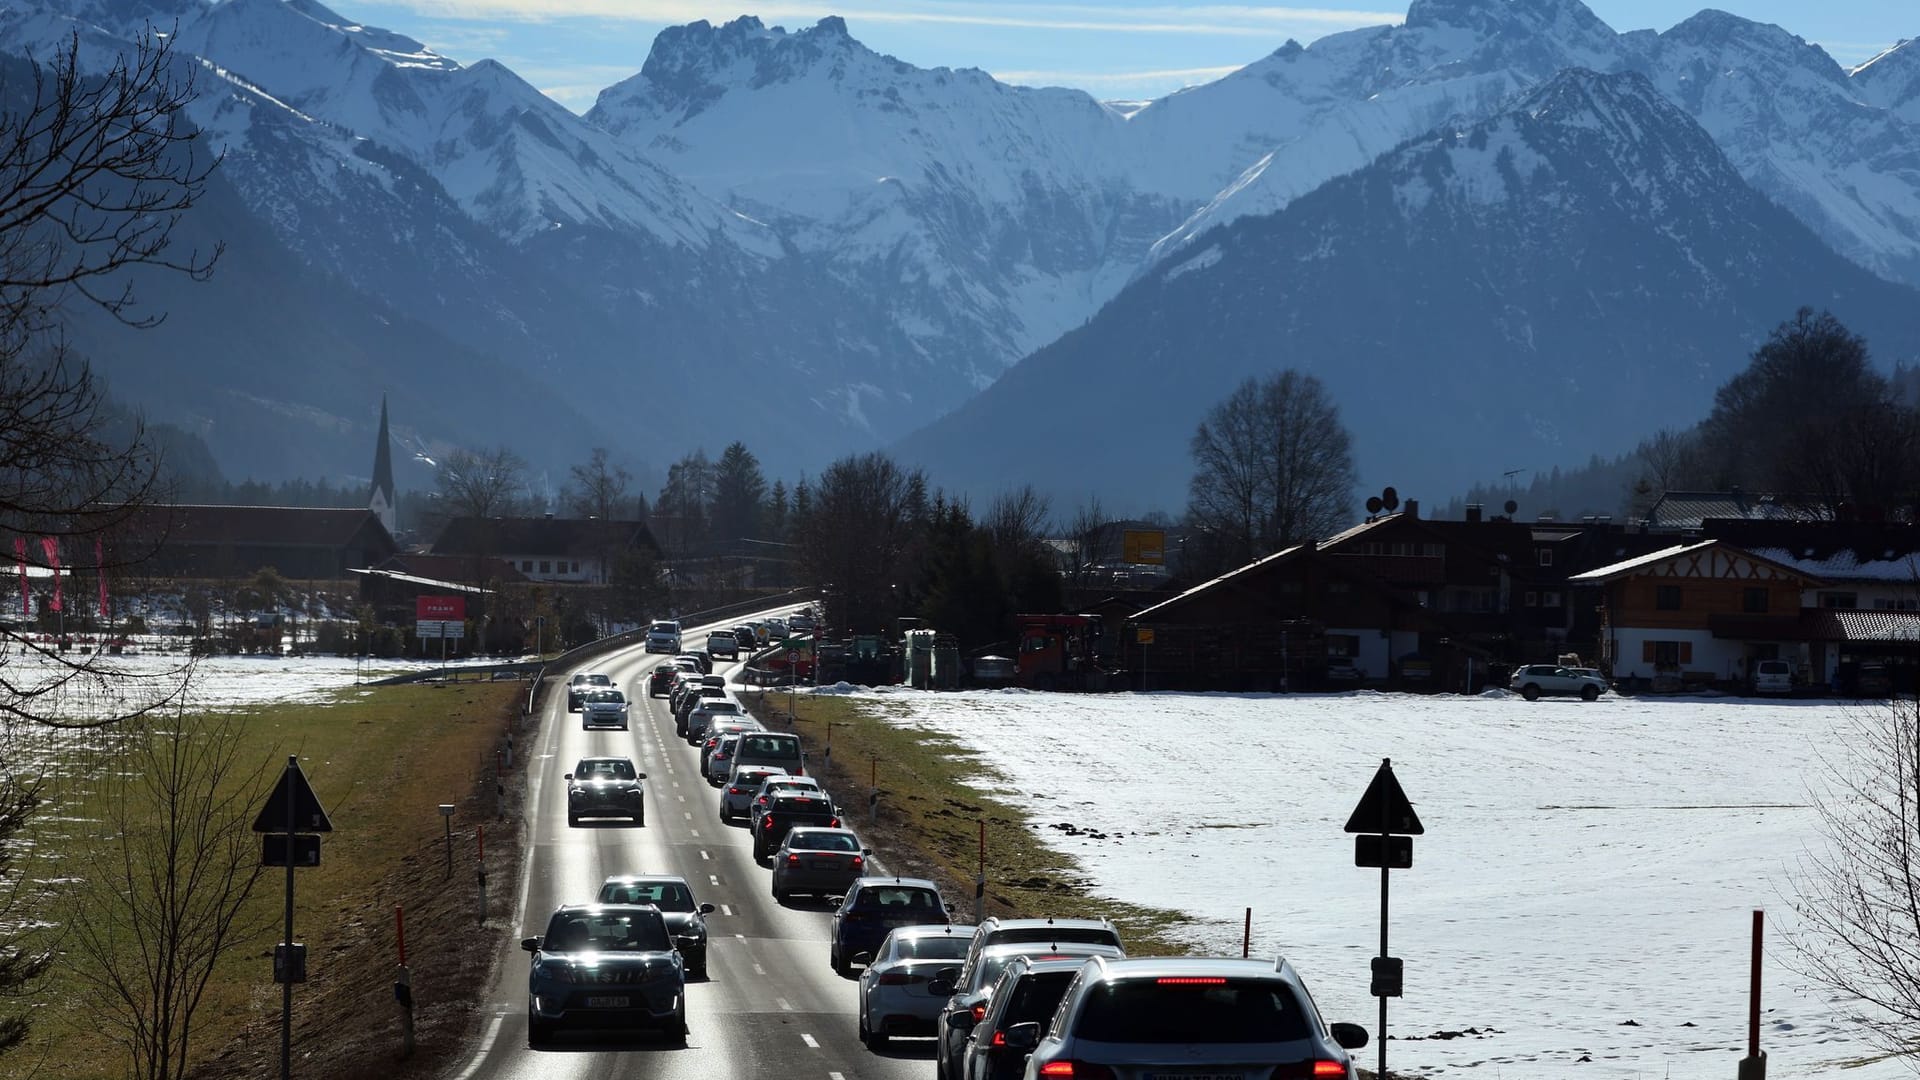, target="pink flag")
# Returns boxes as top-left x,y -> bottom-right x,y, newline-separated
39,538 -> 60,613
13,539 -> 26,618
95,537 -> 107,622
